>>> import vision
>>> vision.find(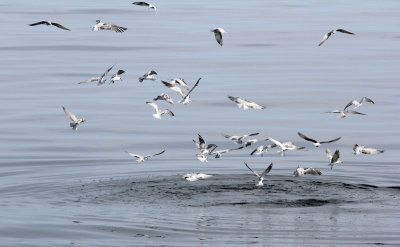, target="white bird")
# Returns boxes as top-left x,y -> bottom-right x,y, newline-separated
211,28 -> 227,46
193,134 -> 217,155
324,110 -> 366,118
110,70 -> 125,84
318,29 -> 355,46
79,64 -> 115,85
29,21 -> 70,31
242,139 -> 259,148
297,132 -> 341,147
250,144 -> 277,156
212,146 -> 243,158
228,96 -> 265,110
267,137 -> 305,156
182,173 -> 212,181
244,162 -> 273,187
132,2 -> 157,12
344,97 -> 375,110
92,20 -> 127,33
196,154 -> 209,163
353,144 -> 384,155
293,165 -> 322,177
125,150 -> 165,163
161,80 -> 186,98
139,70 -> 157,82
222,132 -> 259,145
326,148 -> 342,169
179,78 -> 201,105
146,102 -> 174,119
62,106 -> 85,131
170,78 -> 190,90
153,93 -> 174,104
